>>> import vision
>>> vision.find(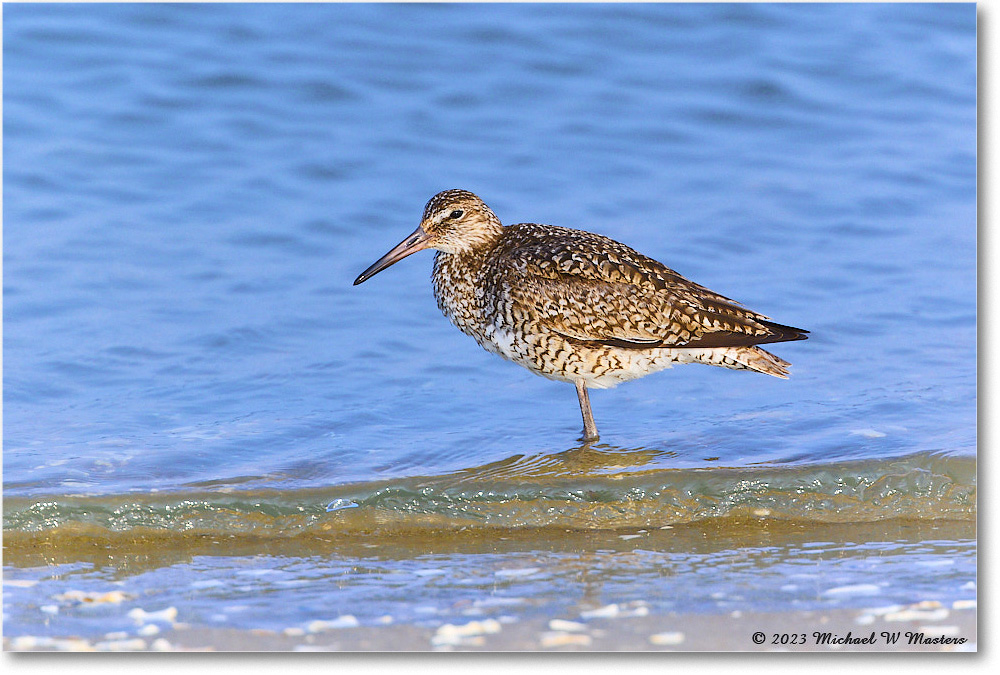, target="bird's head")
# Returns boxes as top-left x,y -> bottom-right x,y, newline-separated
353,189 -> 503,285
